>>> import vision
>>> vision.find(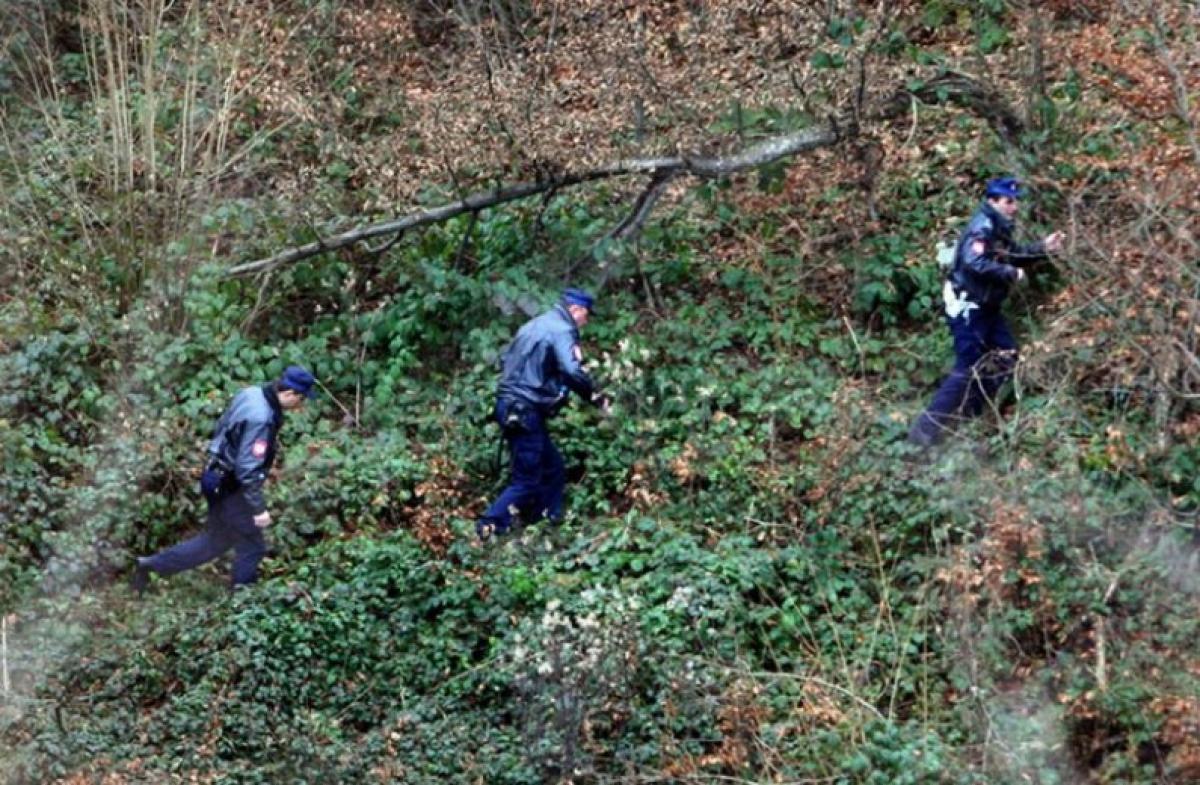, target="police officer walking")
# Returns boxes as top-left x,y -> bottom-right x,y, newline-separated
131,365 -> 317,592
477,289 -> 610,540
908,177 -> 1063,446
